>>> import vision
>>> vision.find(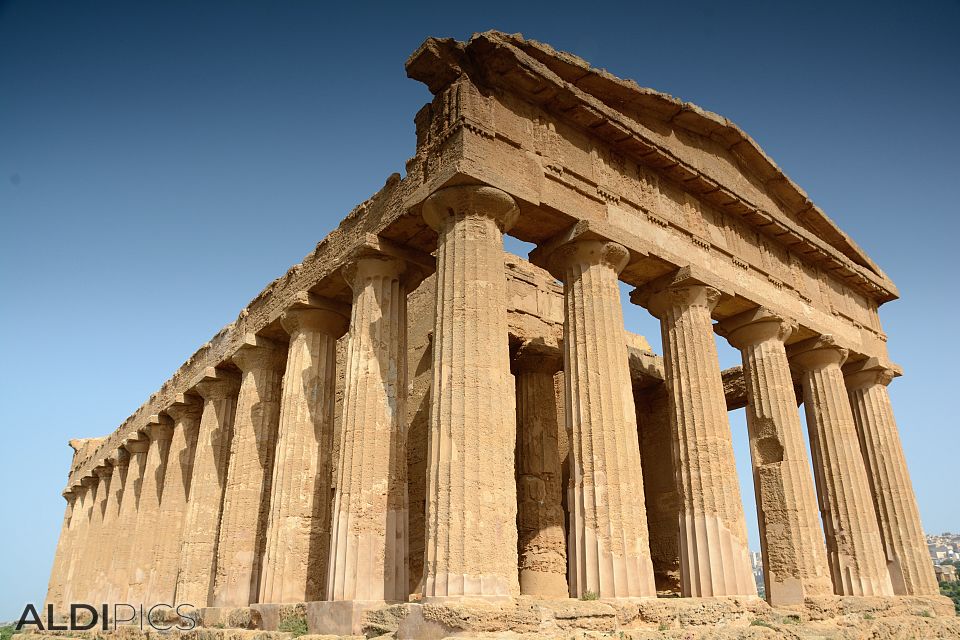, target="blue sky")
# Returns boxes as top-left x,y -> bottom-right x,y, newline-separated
1,0 -> 957,621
